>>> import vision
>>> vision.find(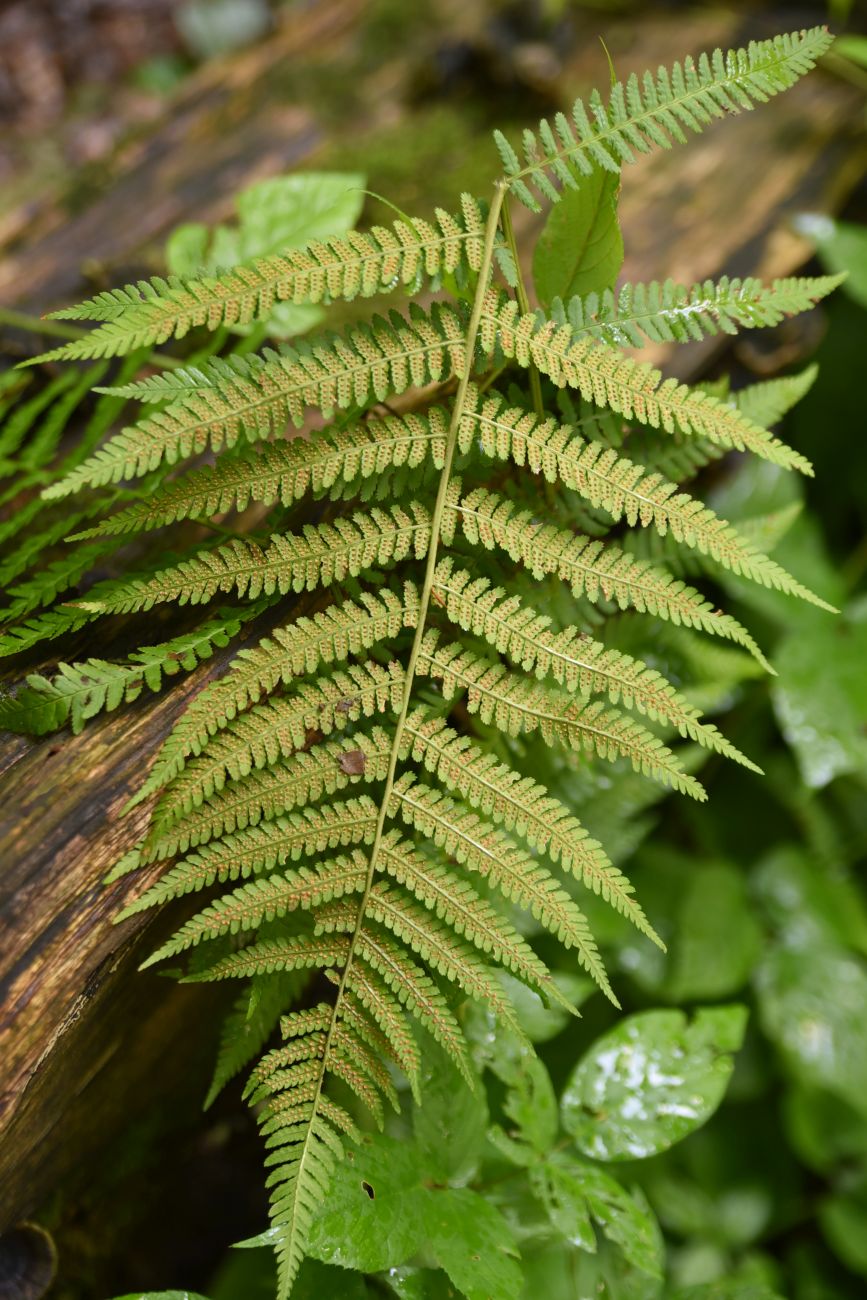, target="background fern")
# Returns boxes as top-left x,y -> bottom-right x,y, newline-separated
0,25 -> 840,1300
